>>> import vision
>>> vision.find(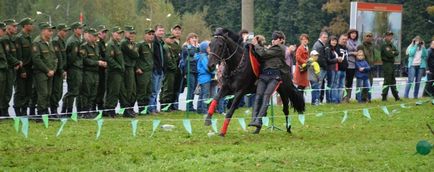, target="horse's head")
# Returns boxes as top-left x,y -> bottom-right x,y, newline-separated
208,34 -> 227,71
208,28 -> 241,72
